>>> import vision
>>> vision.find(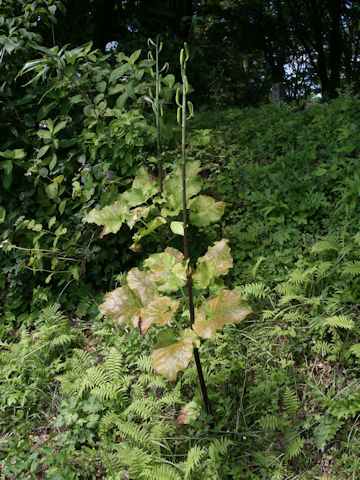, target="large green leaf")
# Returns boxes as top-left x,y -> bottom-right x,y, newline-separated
162,161 -> 203,215
193,239 -> 233,289
83,201 -> 127,236
151,329 -> 198,381
119,167 -> 158,208
144,248 -> 187,292
98,285 -> 141,327
189,195 -> 229,227
193,289 -> 252,339
139,296 -> 180,336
